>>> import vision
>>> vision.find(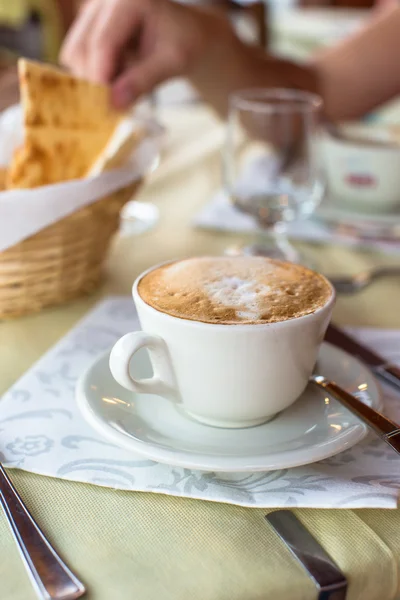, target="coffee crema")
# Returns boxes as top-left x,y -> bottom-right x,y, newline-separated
137,257 -> 332,325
